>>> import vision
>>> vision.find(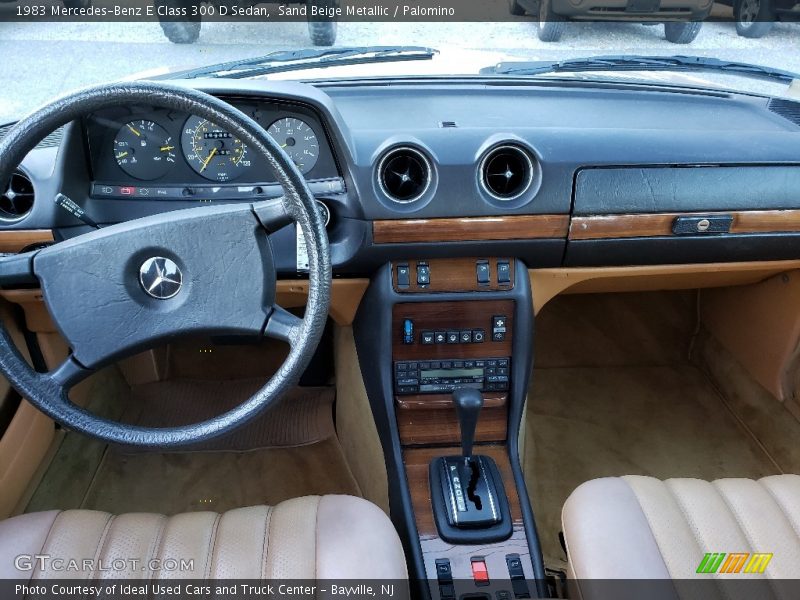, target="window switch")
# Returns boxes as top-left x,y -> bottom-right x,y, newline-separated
396,264 -> 410,287
417,263 -> 430,286
476,260 -> 490,285
506,553 -> 530,598
497,260 -> 511,284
